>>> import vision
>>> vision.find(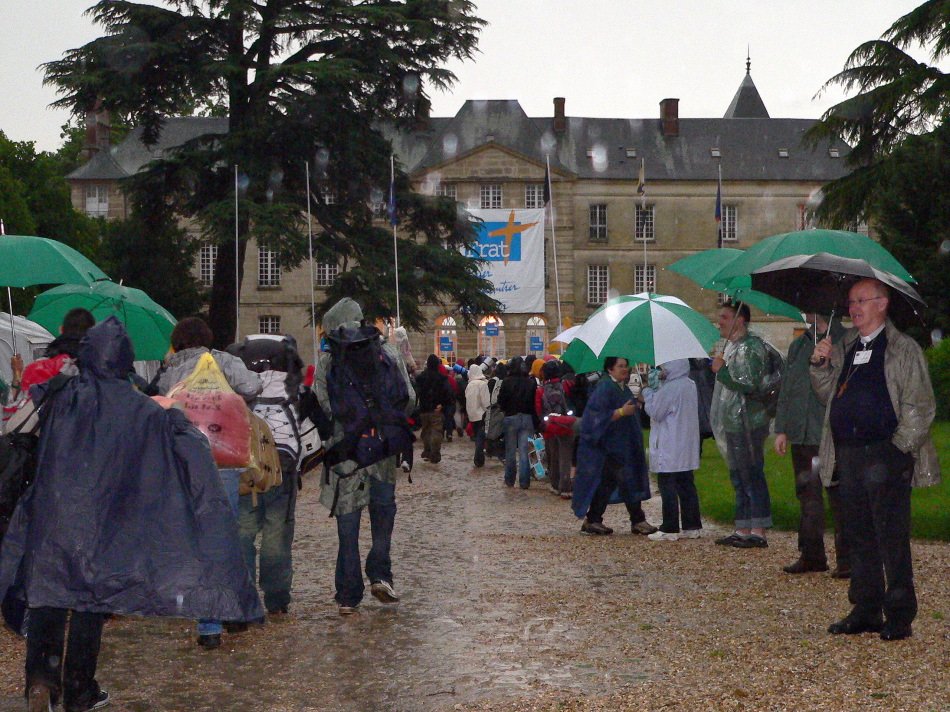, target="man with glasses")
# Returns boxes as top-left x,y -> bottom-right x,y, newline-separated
811,278 -> 940,641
